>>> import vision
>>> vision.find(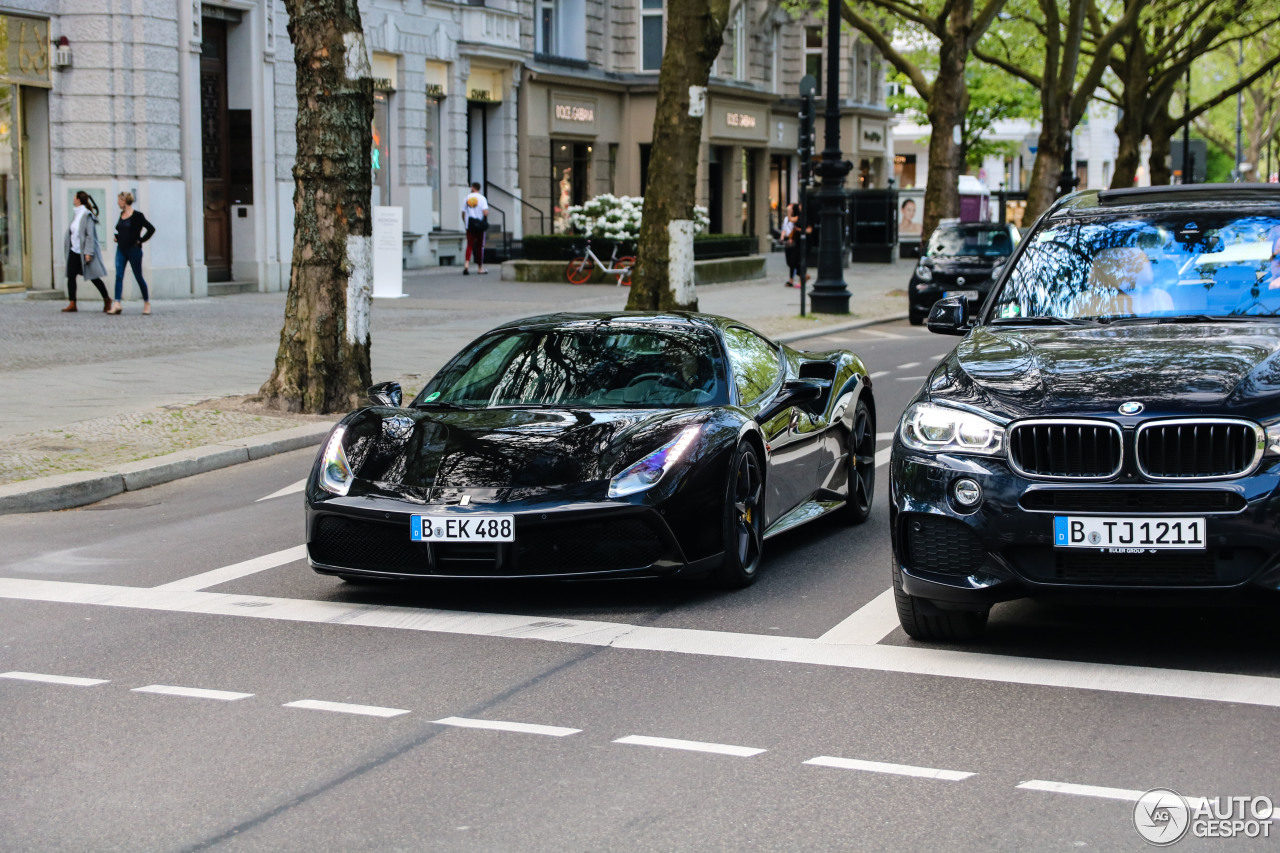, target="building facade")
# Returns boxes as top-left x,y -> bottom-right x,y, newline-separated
5,0 -> 889,300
